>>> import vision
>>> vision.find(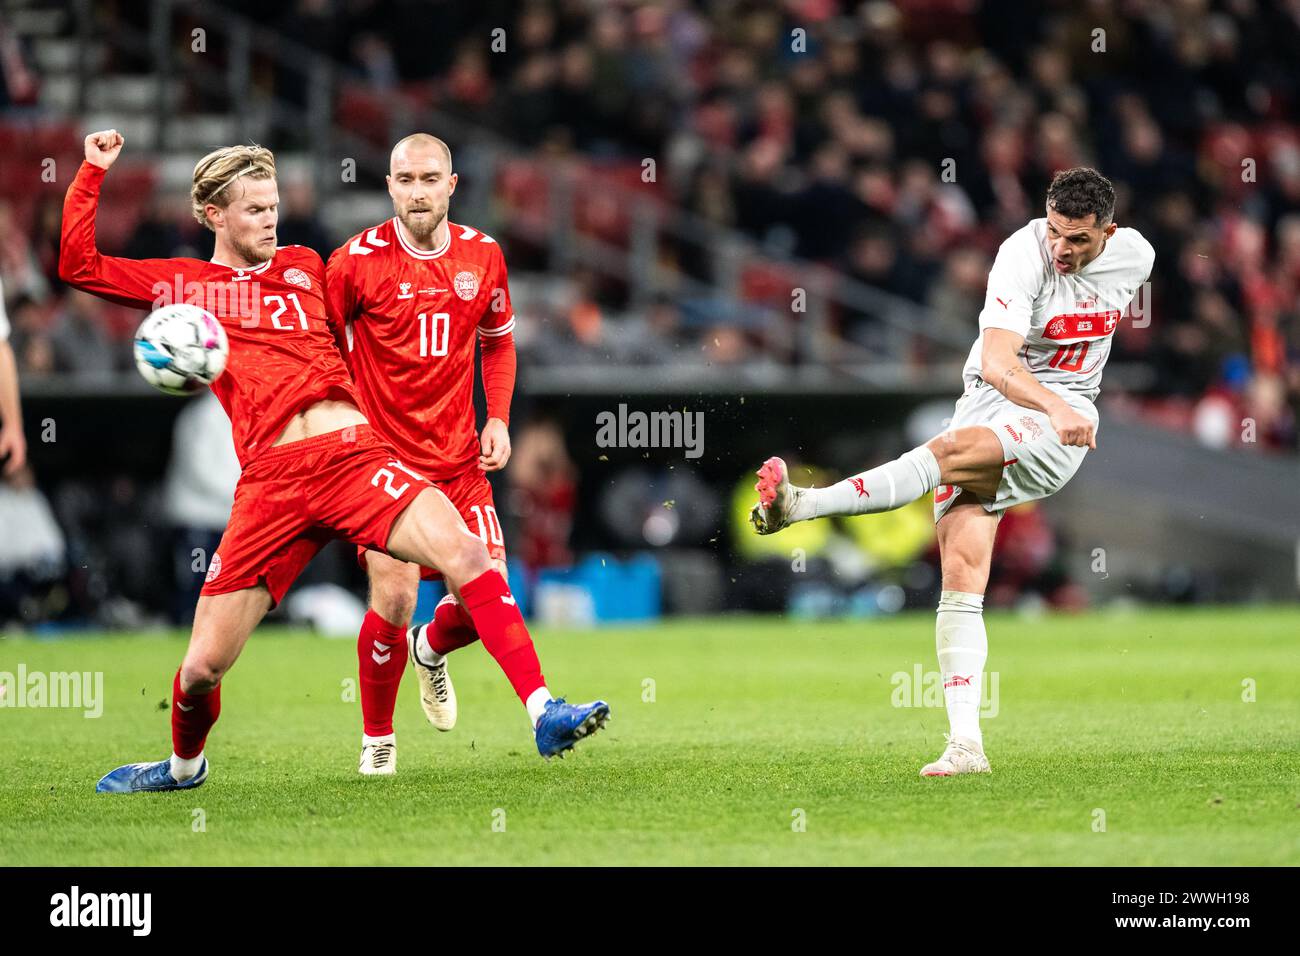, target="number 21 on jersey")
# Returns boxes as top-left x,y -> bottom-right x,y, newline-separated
418,312 -> 449,357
